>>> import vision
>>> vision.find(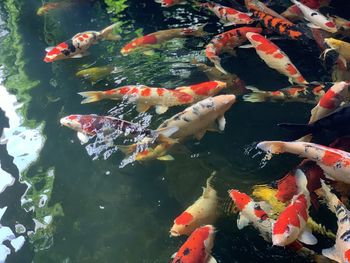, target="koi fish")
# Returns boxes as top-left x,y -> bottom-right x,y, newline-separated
120,24 -> 206,55
229,189 -> 274,241
174,81 -> 227,100
157,95 -> 236,141
330,15 -> 350,32
76,66 -> 117,83
279,102 -> 350,140
78,85 -> 194,114
324,38 -> 350,67
37,2 -> 71,16
155,0 -> 186,8
170,176 -> 218,236
243,84 -> 324,103
257,141 -> 350,184
272,169 -> 317,246
251,9 -> 308,41
320,181 -> 350,263
197,2 -> 253,26
245,0 -> 288,21
59,114 -> 177,143
192,60 -> 248,95
118,135 -> 179,161
44,23 -> 120,62
245,32 -> 308,84
171,225 -> 217,263
291,0 -> 337,33
309,81 -> 349,123
205,27 -> 262,74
